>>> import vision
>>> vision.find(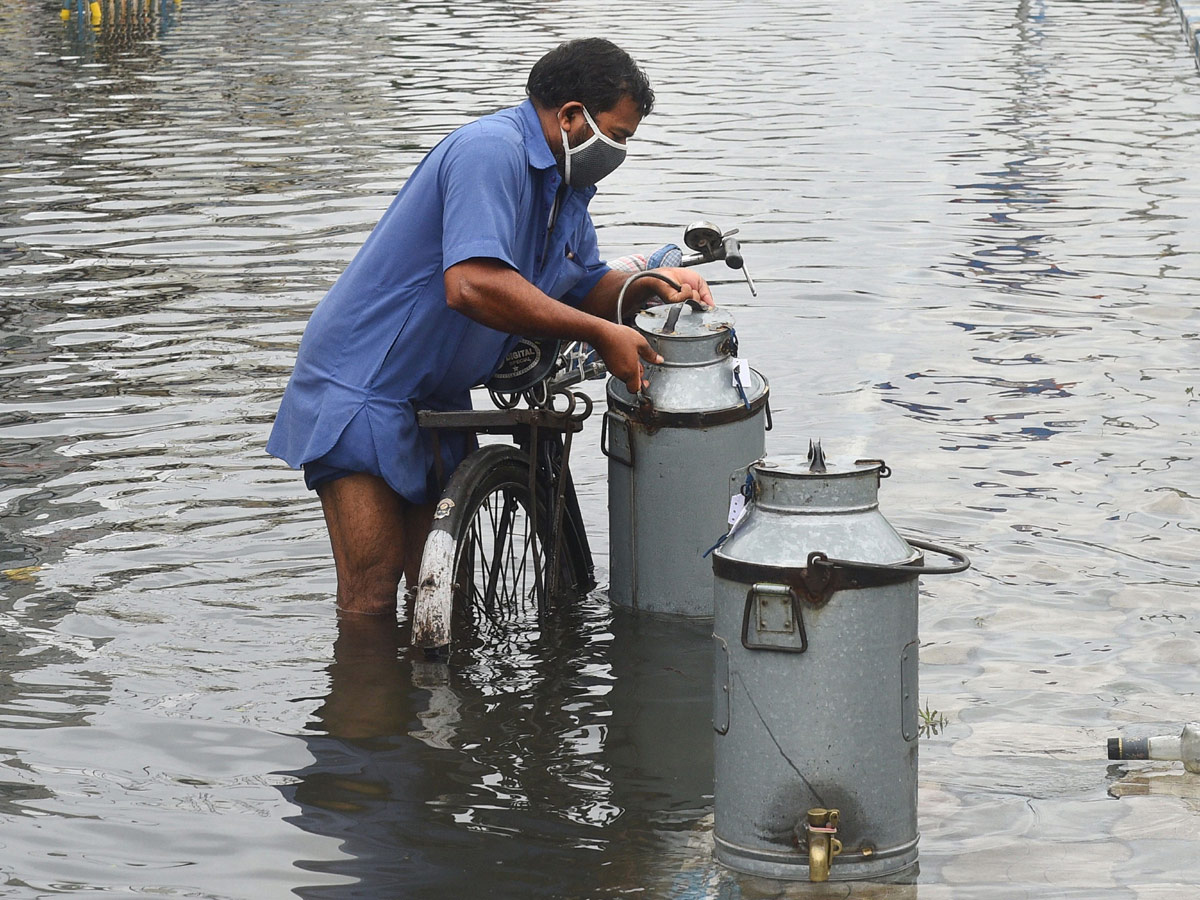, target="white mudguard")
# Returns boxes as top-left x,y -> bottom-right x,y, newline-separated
412,528 -> 456,649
